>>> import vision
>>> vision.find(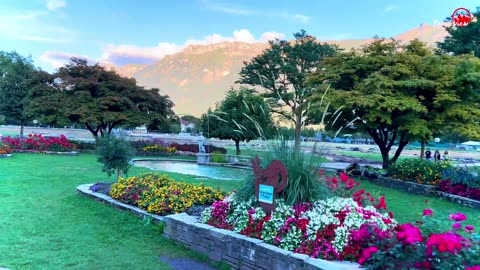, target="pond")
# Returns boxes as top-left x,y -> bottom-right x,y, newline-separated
133,160 -> 252,181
